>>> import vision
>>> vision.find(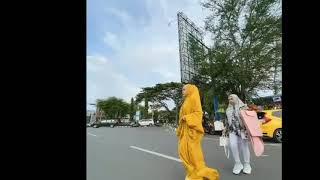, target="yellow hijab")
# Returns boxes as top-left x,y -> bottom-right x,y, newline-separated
179,84 -> 204,133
